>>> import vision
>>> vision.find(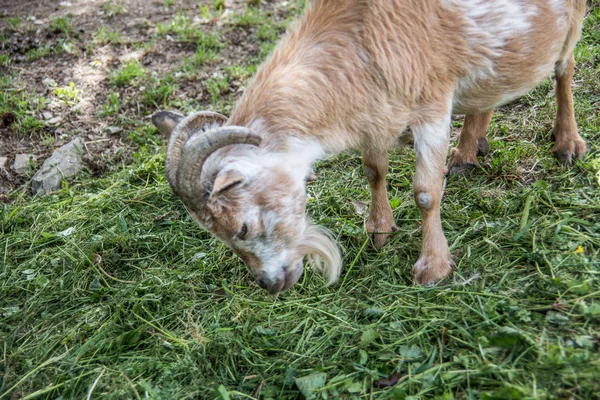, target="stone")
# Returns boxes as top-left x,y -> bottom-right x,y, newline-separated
32,137 -> 85,196
42,77 -> 57,87
0,156 -> 7,170
42,112 -> 53,120
70,102 -> 85,113
106,126 -> 122,134
13,154 -> 36,175
46,116 -> 63,126
126,18 -> 146,29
